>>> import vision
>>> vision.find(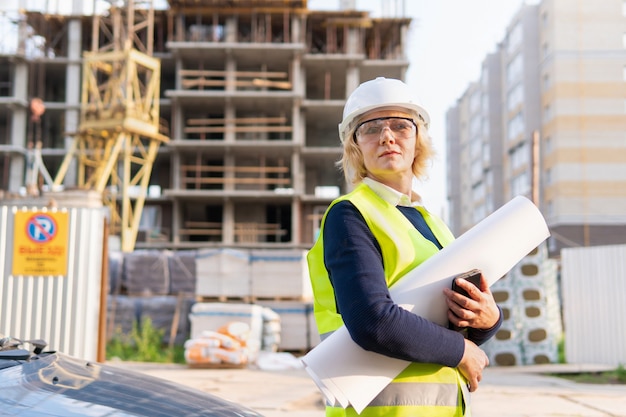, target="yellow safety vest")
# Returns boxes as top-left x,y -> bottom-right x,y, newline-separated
307,183 -> 469,417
